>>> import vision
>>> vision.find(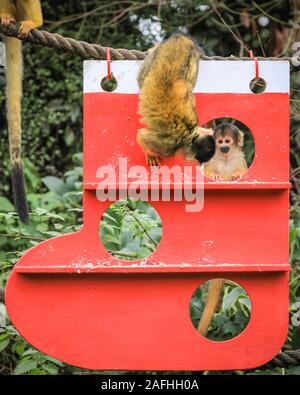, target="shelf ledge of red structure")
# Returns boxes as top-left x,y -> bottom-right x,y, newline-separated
83,181 -> 292,190
15,262 -> 290,273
